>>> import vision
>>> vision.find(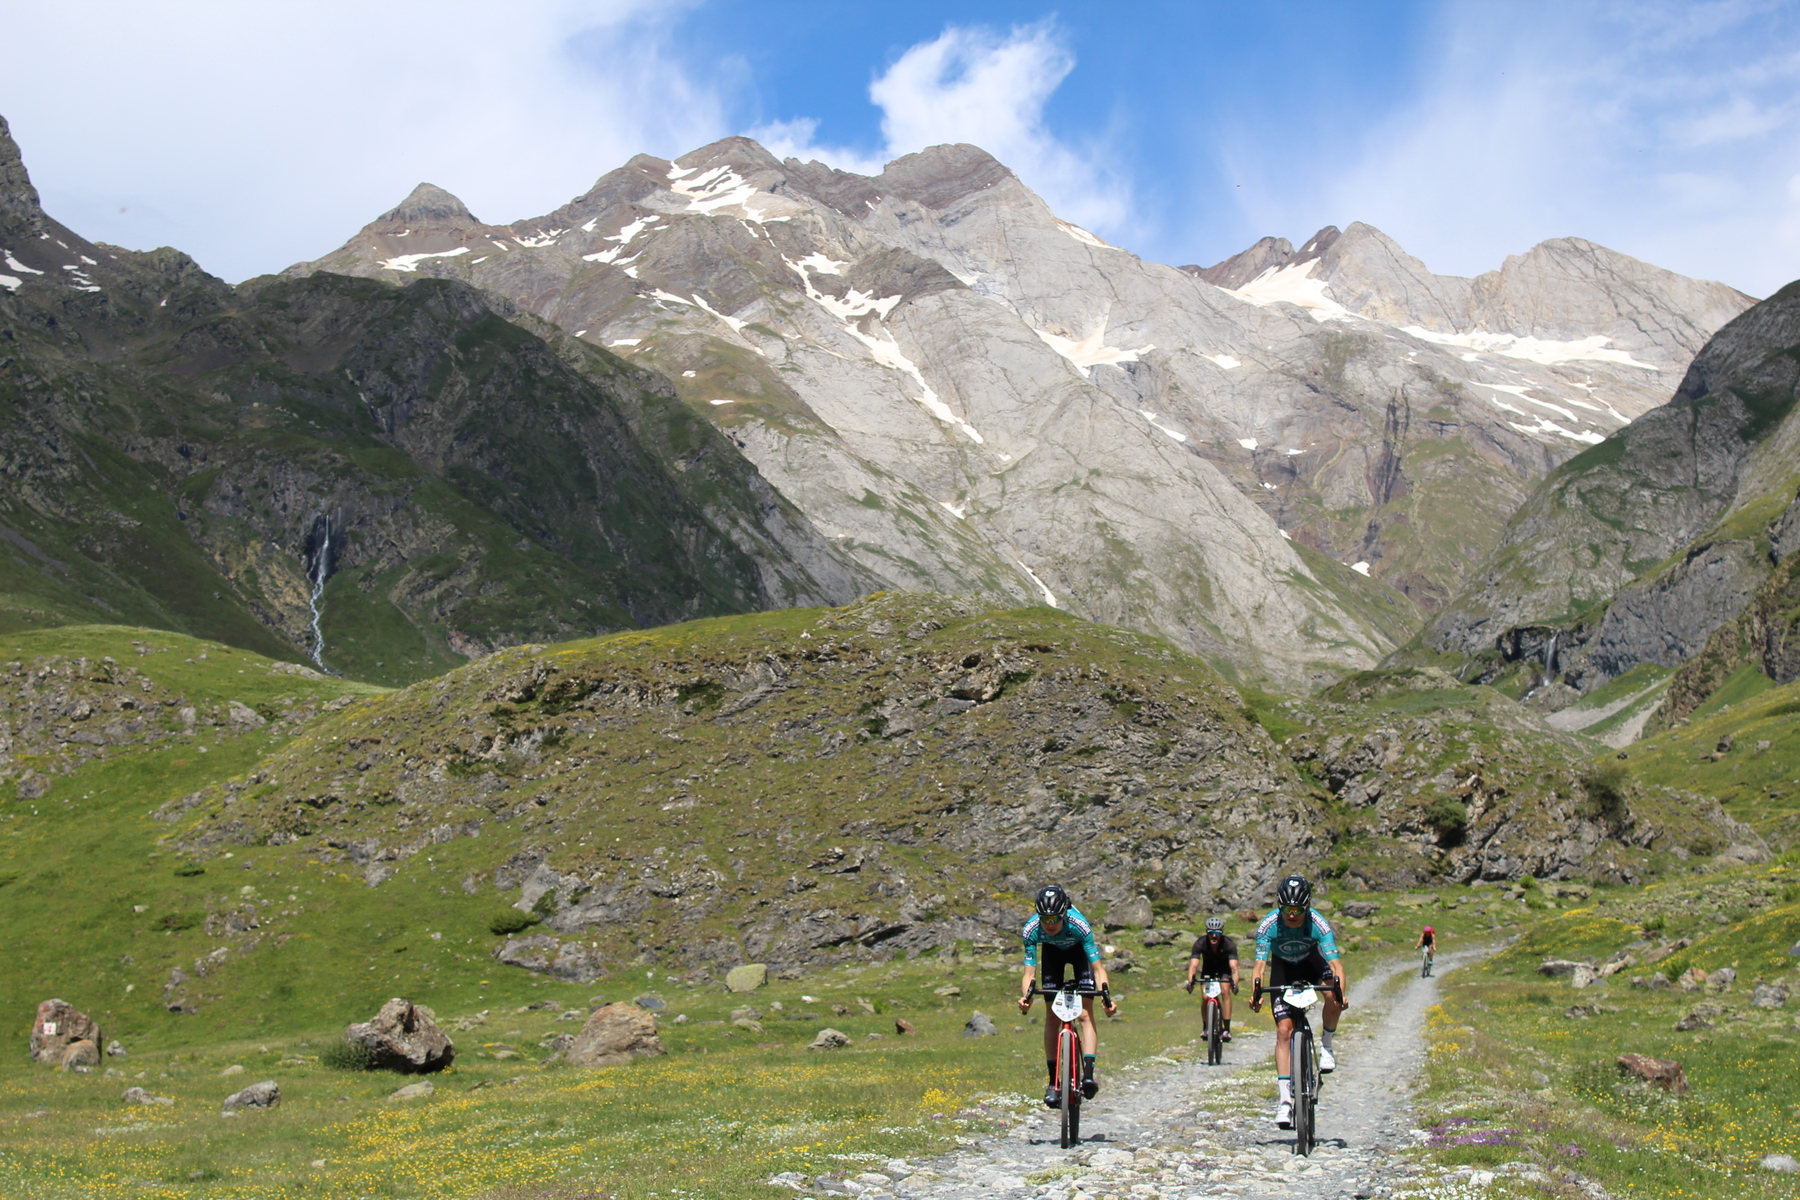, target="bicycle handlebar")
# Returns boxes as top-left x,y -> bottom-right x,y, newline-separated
1252,979 -> 1343,1004
1036,983 -> 1111,999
